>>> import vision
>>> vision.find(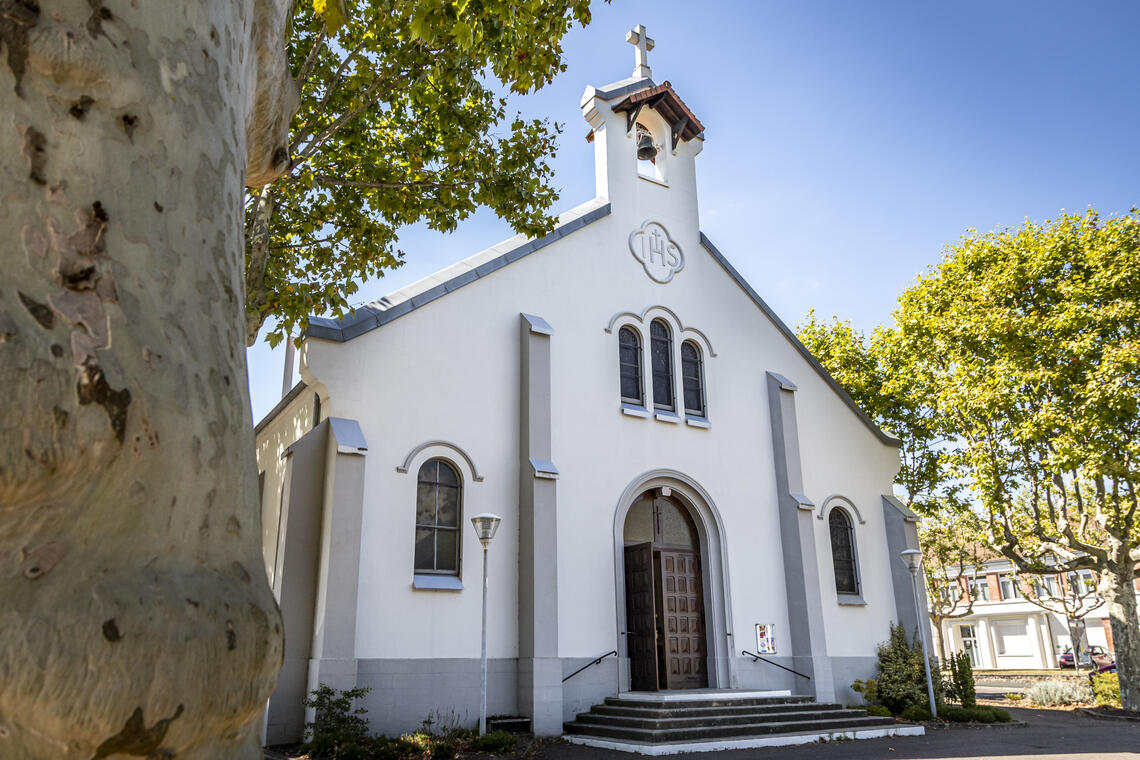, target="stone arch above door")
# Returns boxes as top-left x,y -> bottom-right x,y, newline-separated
612,469 -> 734,690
